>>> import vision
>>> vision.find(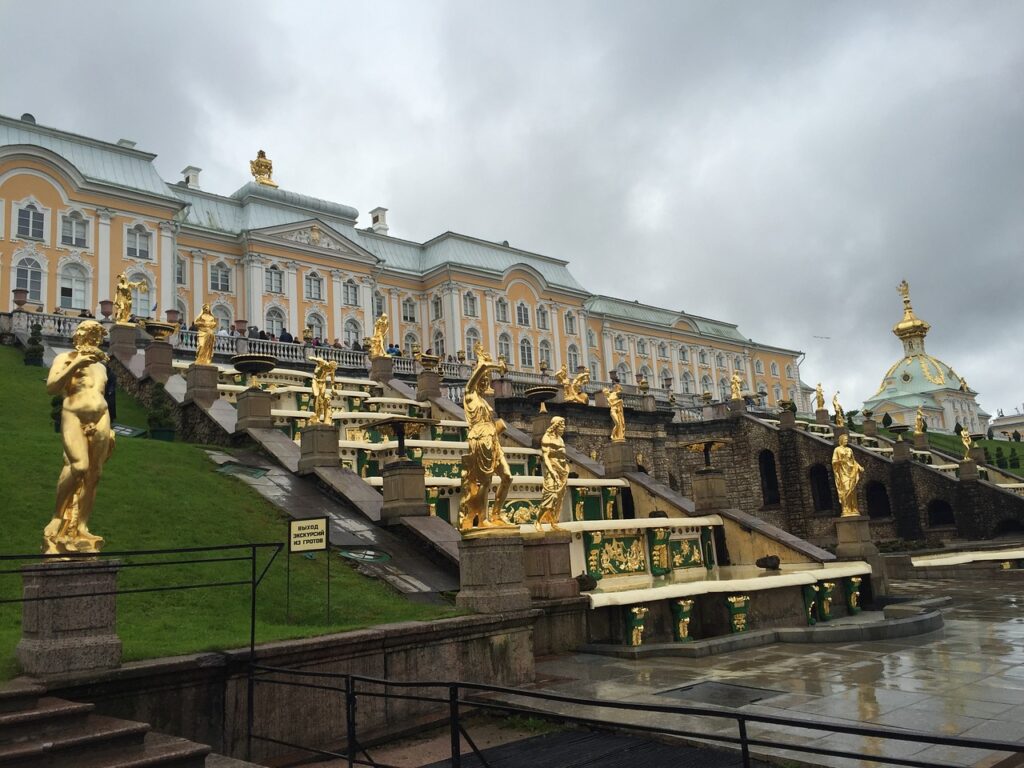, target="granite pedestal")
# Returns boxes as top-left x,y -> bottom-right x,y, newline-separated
638,394 -> 656,413
778,410 -> 796,429
862,418 -> 877,437
456,534 -> 531,613
143,340 -> 174,383
522,531 -> 579,600
108,323 -> 137,364
835,515 -> 888,597
369,355 -> 394,384
298,423 -> 339,475
815,408 -> 829,425
959,458 -> 979,481
184,364 -> 220,408
727,397 -> 745,416
234,387 -> 274,430
692,467 -> 729,512
892,440 -> 912,463
602,441 -> 634,478
380,460 -> 428,522
913,433 -> 929,451
17,560 -> 122,676
416,370 -> 441,400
